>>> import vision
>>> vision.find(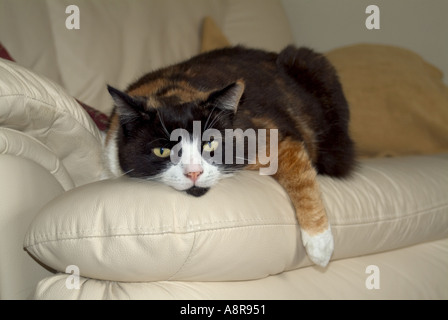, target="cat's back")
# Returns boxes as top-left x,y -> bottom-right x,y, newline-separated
111,45 -> 355,178
126,46 -> 279,95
